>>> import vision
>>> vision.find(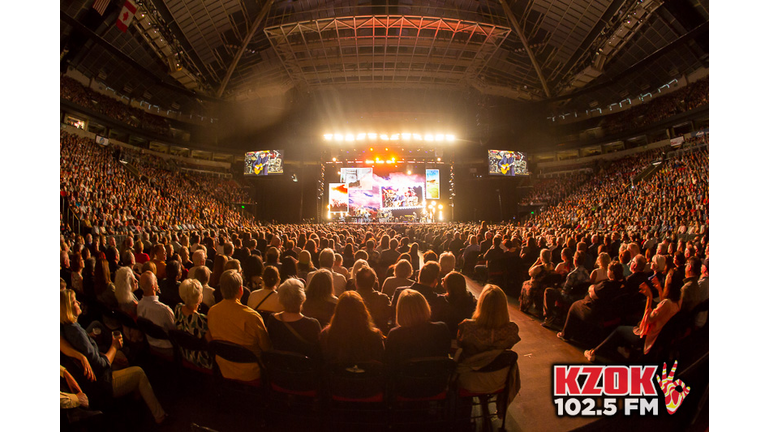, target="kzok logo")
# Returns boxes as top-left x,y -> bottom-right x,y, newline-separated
552,361 -> 691,417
